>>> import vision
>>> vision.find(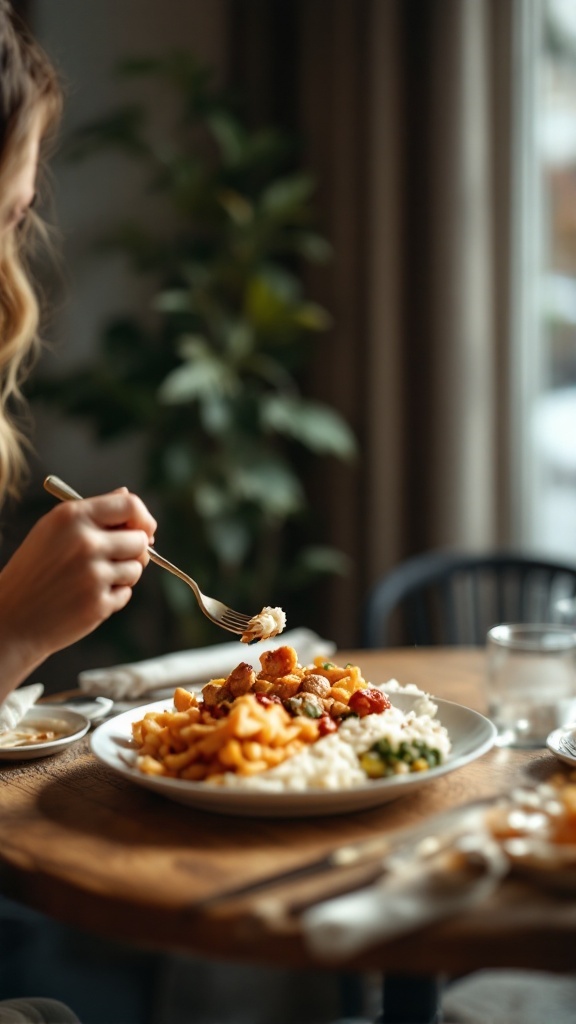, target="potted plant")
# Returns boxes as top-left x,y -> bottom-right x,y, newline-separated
32,54 -> 356,650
